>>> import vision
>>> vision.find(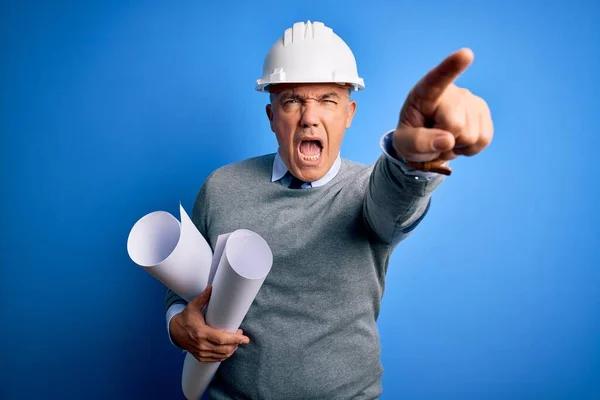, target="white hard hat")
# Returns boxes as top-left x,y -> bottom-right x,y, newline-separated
255,20 -> 365,92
